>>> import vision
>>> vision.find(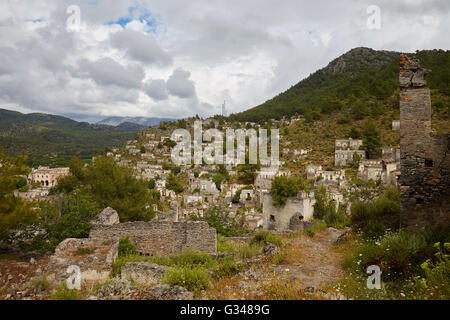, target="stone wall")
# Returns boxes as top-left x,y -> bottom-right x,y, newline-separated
399,54 -> 450,229
262,192 -> 315,231
89,221 -> 217,256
